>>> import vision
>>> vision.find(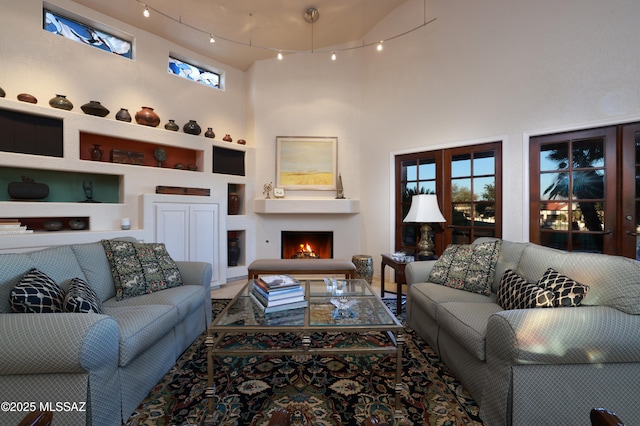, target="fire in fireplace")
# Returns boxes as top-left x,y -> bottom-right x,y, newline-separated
281,231 -> 333,259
